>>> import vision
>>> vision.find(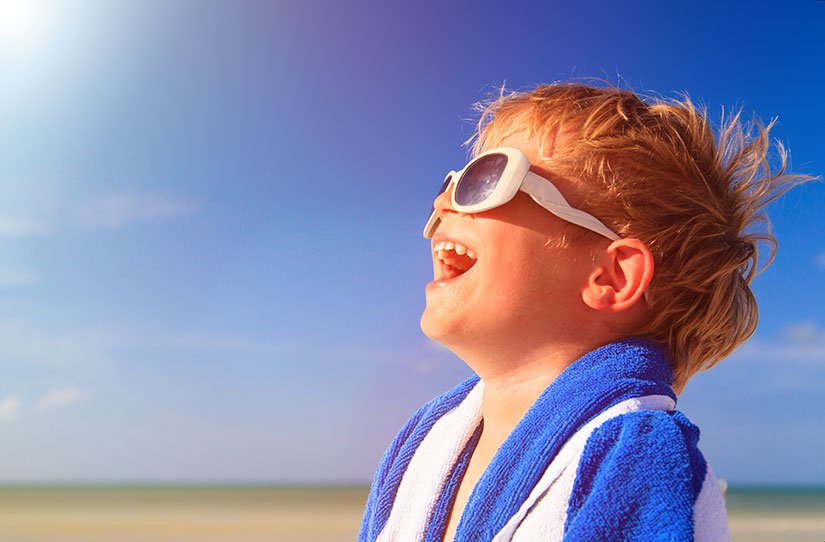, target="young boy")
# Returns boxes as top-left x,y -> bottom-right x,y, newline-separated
359,83 -> 807,541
